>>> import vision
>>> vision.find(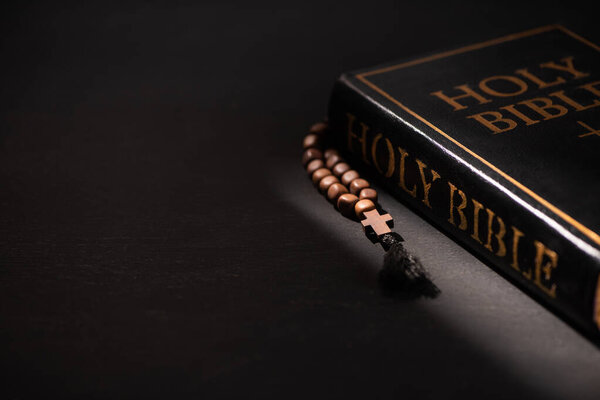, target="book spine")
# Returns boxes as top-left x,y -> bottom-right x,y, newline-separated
328,74 -> 600,340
